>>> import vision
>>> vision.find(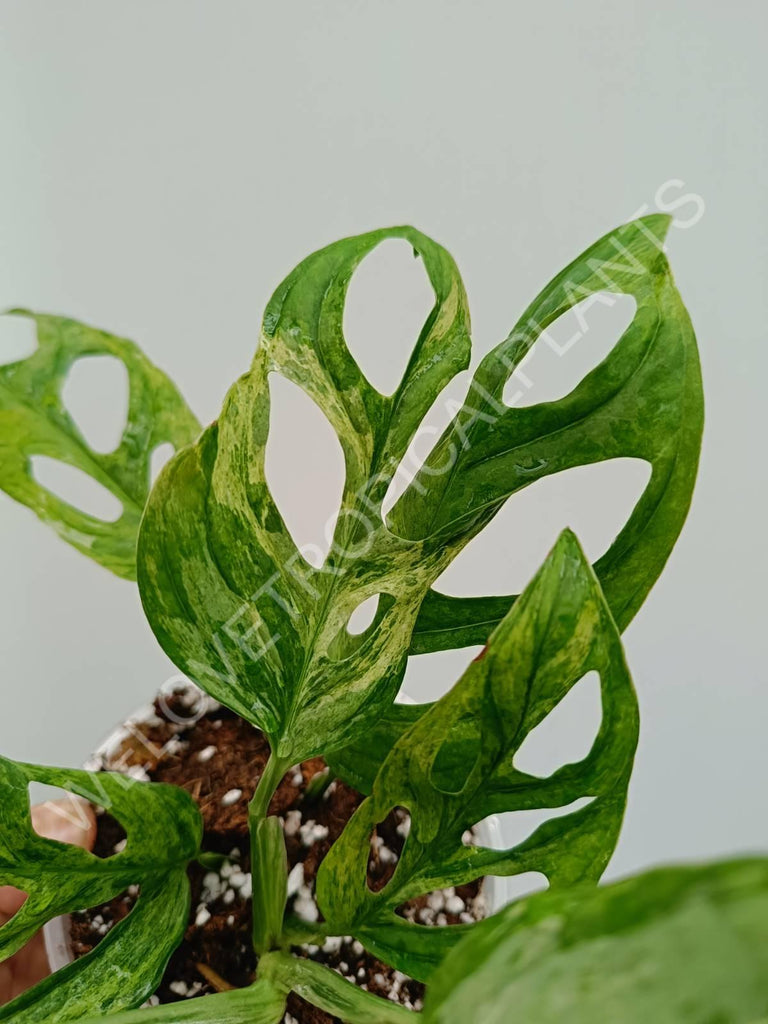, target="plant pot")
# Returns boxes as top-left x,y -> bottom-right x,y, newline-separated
43,684 -> 512,1017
